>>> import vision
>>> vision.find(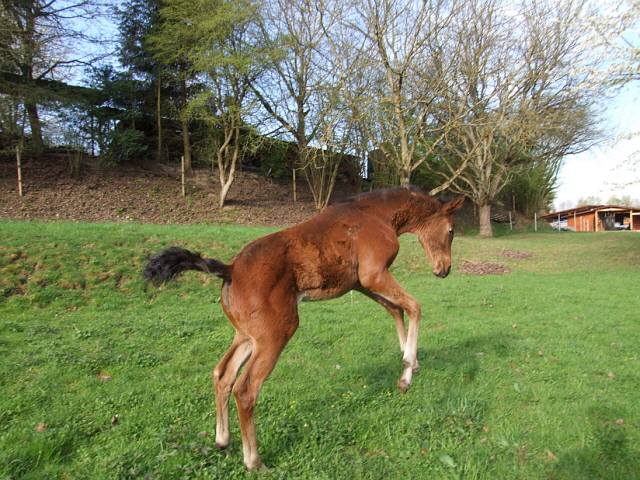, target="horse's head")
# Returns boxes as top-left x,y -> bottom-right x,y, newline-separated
417,197 -> 465,278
